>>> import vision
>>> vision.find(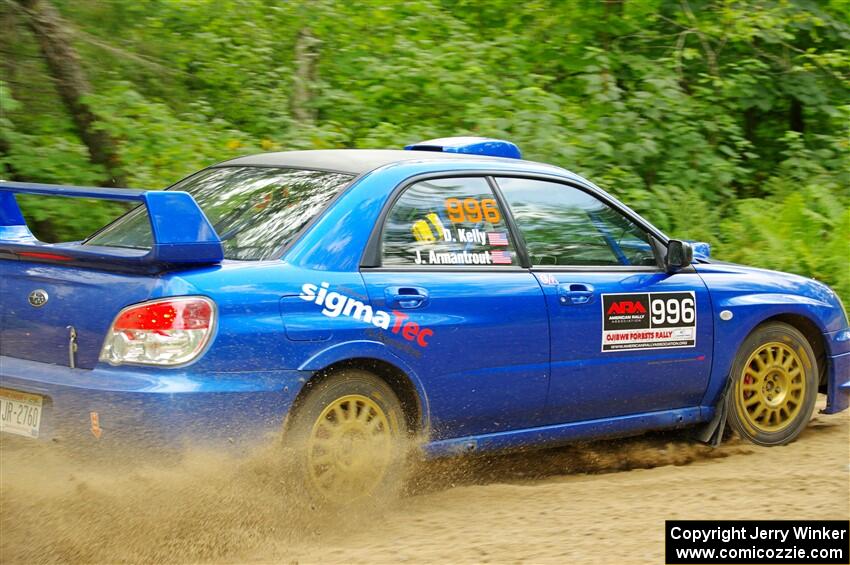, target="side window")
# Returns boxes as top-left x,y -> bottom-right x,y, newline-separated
496,177 -> 657,267
382,177 -> 518,267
